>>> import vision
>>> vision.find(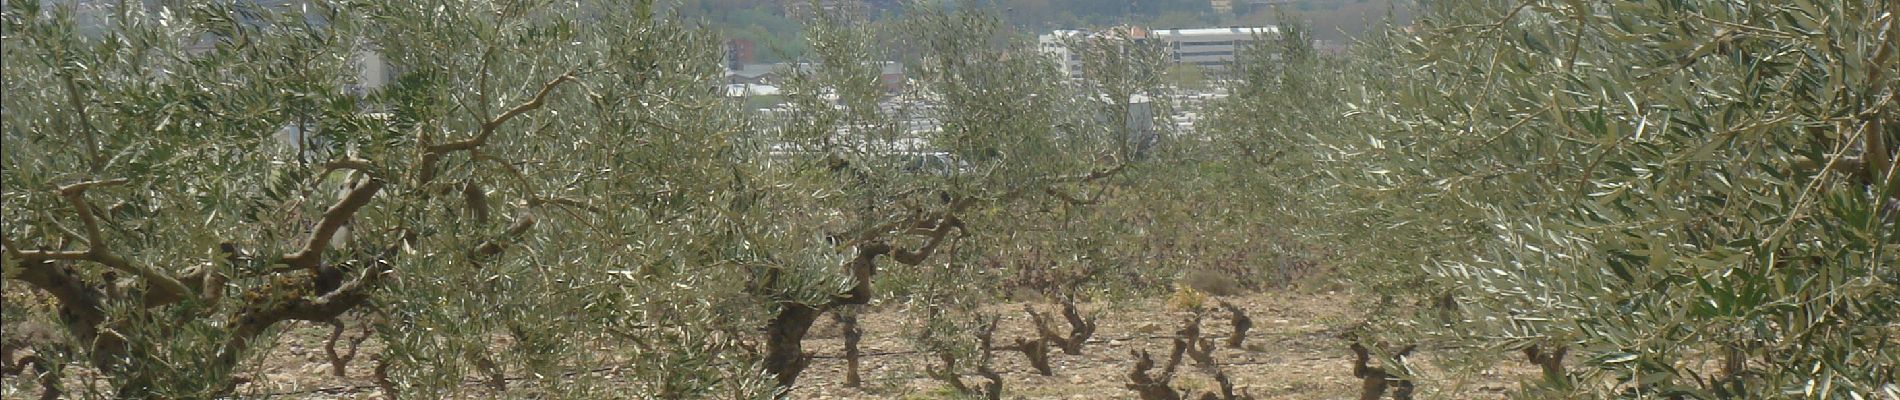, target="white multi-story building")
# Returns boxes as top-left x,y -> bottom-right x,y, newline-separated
1038,30 -> 1087,79
1153,26 -> 1276,71
783,0 -> 868,22
1039,26 -> 1278,79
